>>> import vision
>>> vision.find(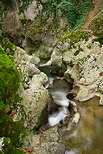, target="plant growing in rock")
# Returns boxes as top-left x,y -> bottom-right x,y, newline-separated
60,31 -> 91,48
